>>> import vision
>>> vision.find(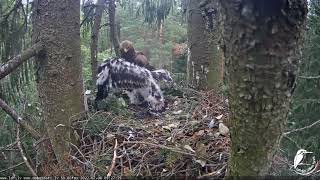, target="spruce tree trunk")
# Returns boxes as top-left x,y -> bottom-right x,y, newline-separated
91,0 -> 105,84
109,0 -> 120,56
187,0 -> 222,90
32,0 -> 84,173
221,0 -> 307,176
